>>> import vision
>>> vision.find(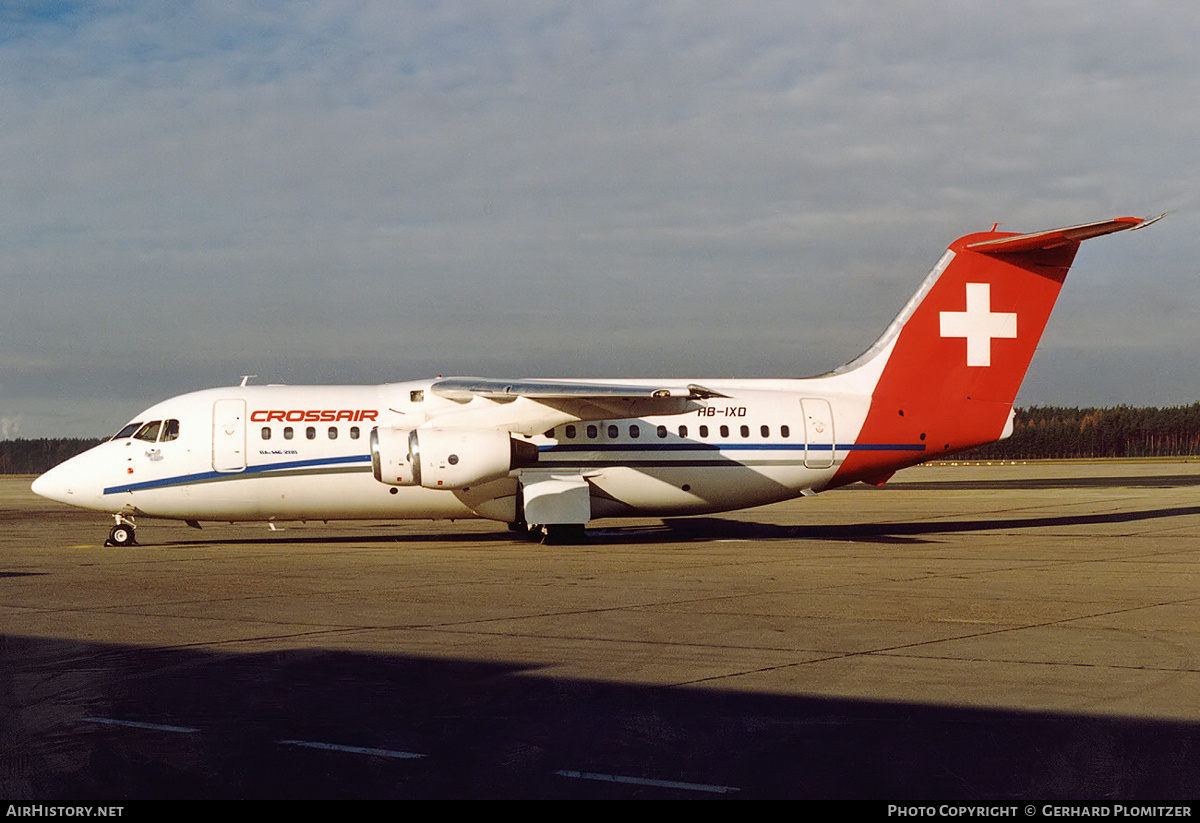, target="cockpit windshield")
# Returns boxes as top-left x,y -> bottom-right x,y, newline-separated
111,418 -> 181,442
133,421 -> 163,442
112,422 -> 143,440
